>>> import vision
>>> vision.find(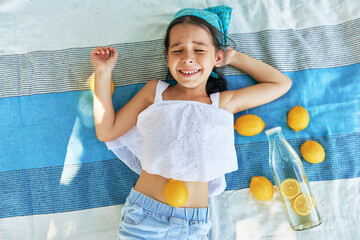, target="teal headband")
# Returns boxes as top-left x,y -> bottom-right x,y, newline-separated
172,5 -> 232,47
